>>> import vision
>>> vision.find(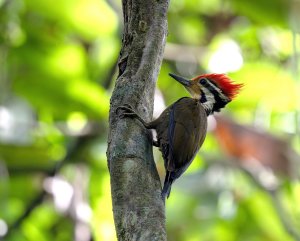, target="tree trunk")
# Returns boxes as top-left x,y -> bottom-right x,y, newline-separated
107,0 -> 169,240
